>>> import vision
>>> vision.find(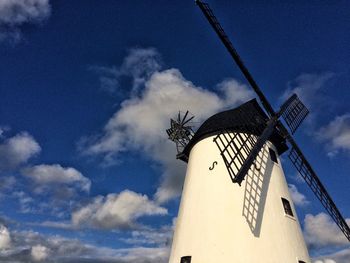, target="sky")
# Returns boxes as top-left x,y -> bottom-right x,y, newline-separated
0,0 -> 350,262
